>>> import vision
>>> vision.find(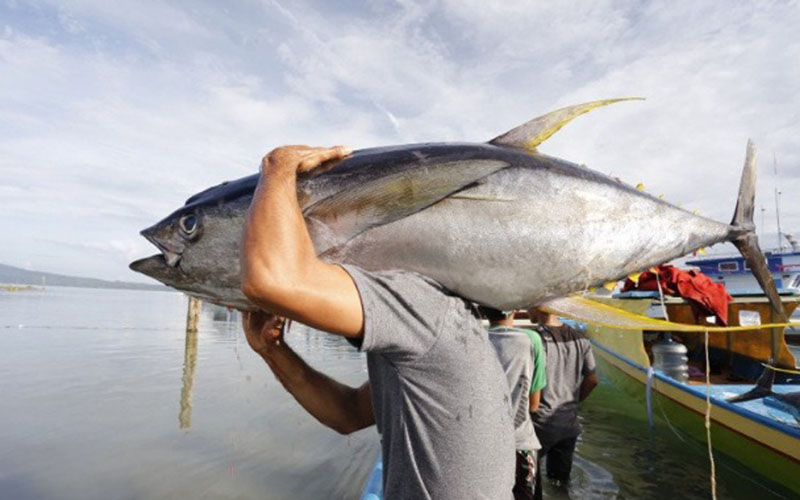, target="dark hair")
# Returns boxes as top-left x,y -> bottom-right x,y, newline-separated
477,306 -> 509,322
